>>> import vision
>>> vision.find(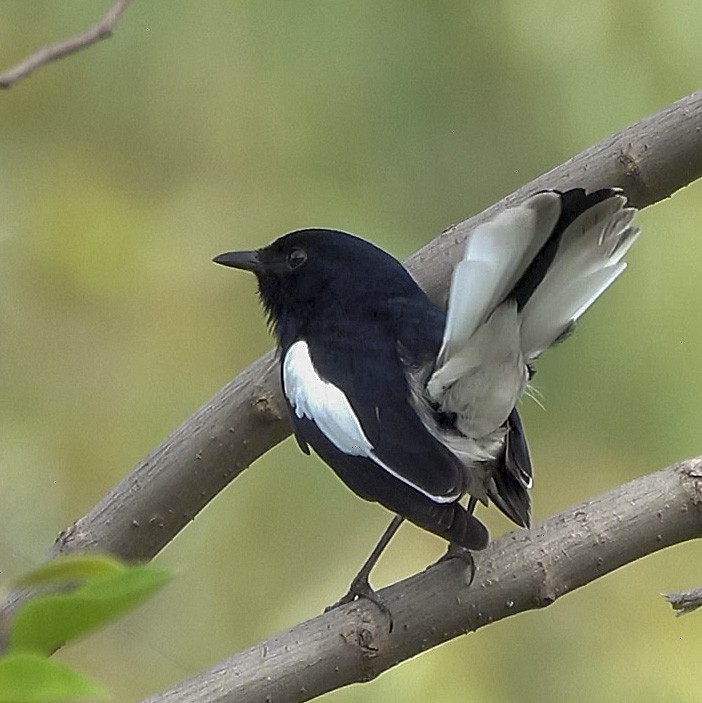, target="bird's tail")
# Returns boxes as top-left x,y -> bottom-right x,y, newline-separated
429,188 -> 639,431
428,188 -> 639,527
487,408 -> 532,528
516,188 -> 640,360
437,188 -> 639,368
